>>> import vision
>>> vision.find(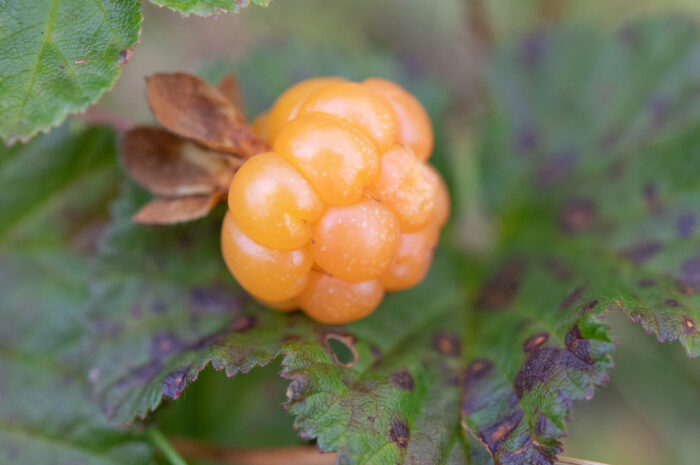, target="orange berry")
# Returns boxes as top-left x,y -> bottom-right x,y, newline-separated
223,77 -> 449,324
267,77 -> 345,142
422,164 -> 450,227
362,78 -> 433,161
228,152 -> 324,250
221,212 -> 312,302
380,225 -> 439,291
273,114 -> 379,206
311,199 -> 399,282
299,82 -> 399,152
366,145 -> 436,232
299,271 -> 384,324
